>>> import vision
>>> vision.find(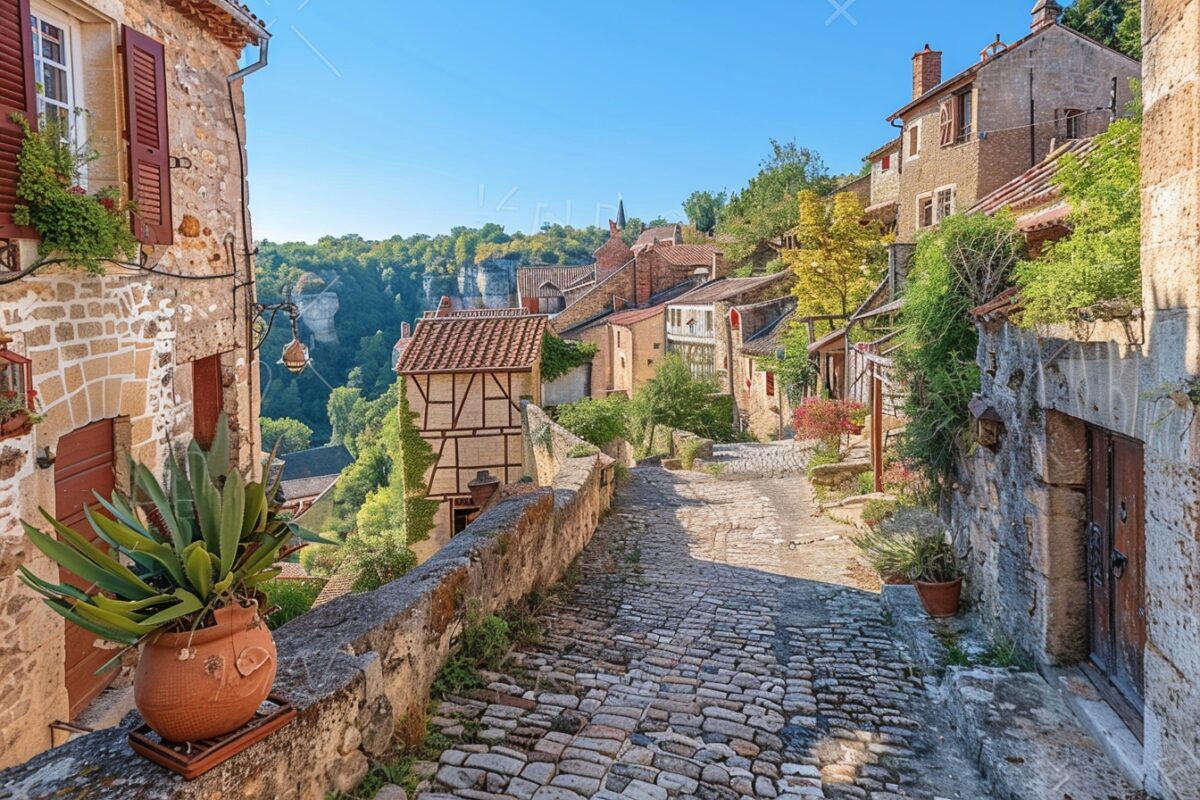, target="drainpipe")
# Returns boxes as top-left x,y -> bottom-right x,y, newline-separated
226,36 -> 270,460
